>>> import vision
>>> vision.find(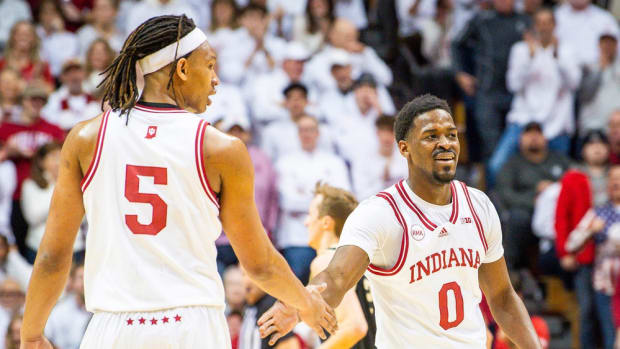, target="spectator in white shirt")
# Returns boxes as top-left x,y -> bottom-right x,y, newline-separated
42,59 -> 99,130
45,263 -> 90,349
21,143 -> 85,264
351,115 -> 407,200
488,8 -> 581,186
0,0 -> 31,51
248,41 -> 316,125
396,0 -> 439,38
83,38 -> 115,94
578,30 -> 620,137
217,4 -> 287,85
334,0 -> 367,29
261,83 -> 334,161
207,0 -> 242,54
0,69 -> 23,123
0,235 -> 32,293
292,0 -> 335,54
125,0 -> 200,36
275,114 -> 350,283
0,153 -> 16,240
76,0 -> 124,58
554,0 -> 619,68
37,0 -> 79,78
306,17 -> 393,93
